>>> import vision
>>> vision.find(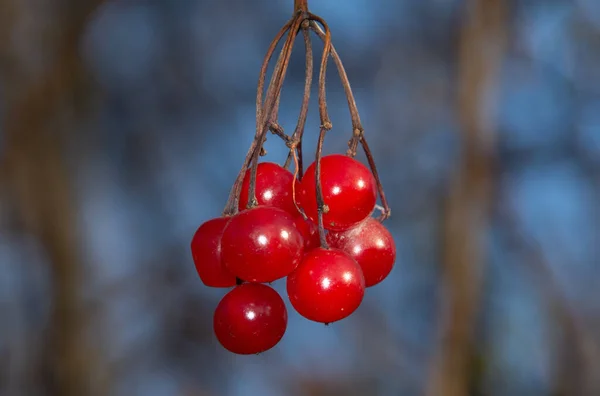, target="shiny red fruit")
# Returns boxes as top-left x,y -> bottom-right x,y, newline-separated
286,248 -> 365,324
239,162 -> 300,215
221,206 -> 304,283
214,283 -> 287,355
327,217 -> 396,287
191,217 -> 236,287
298,154 -> 377,231
293,215 -> 321,251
